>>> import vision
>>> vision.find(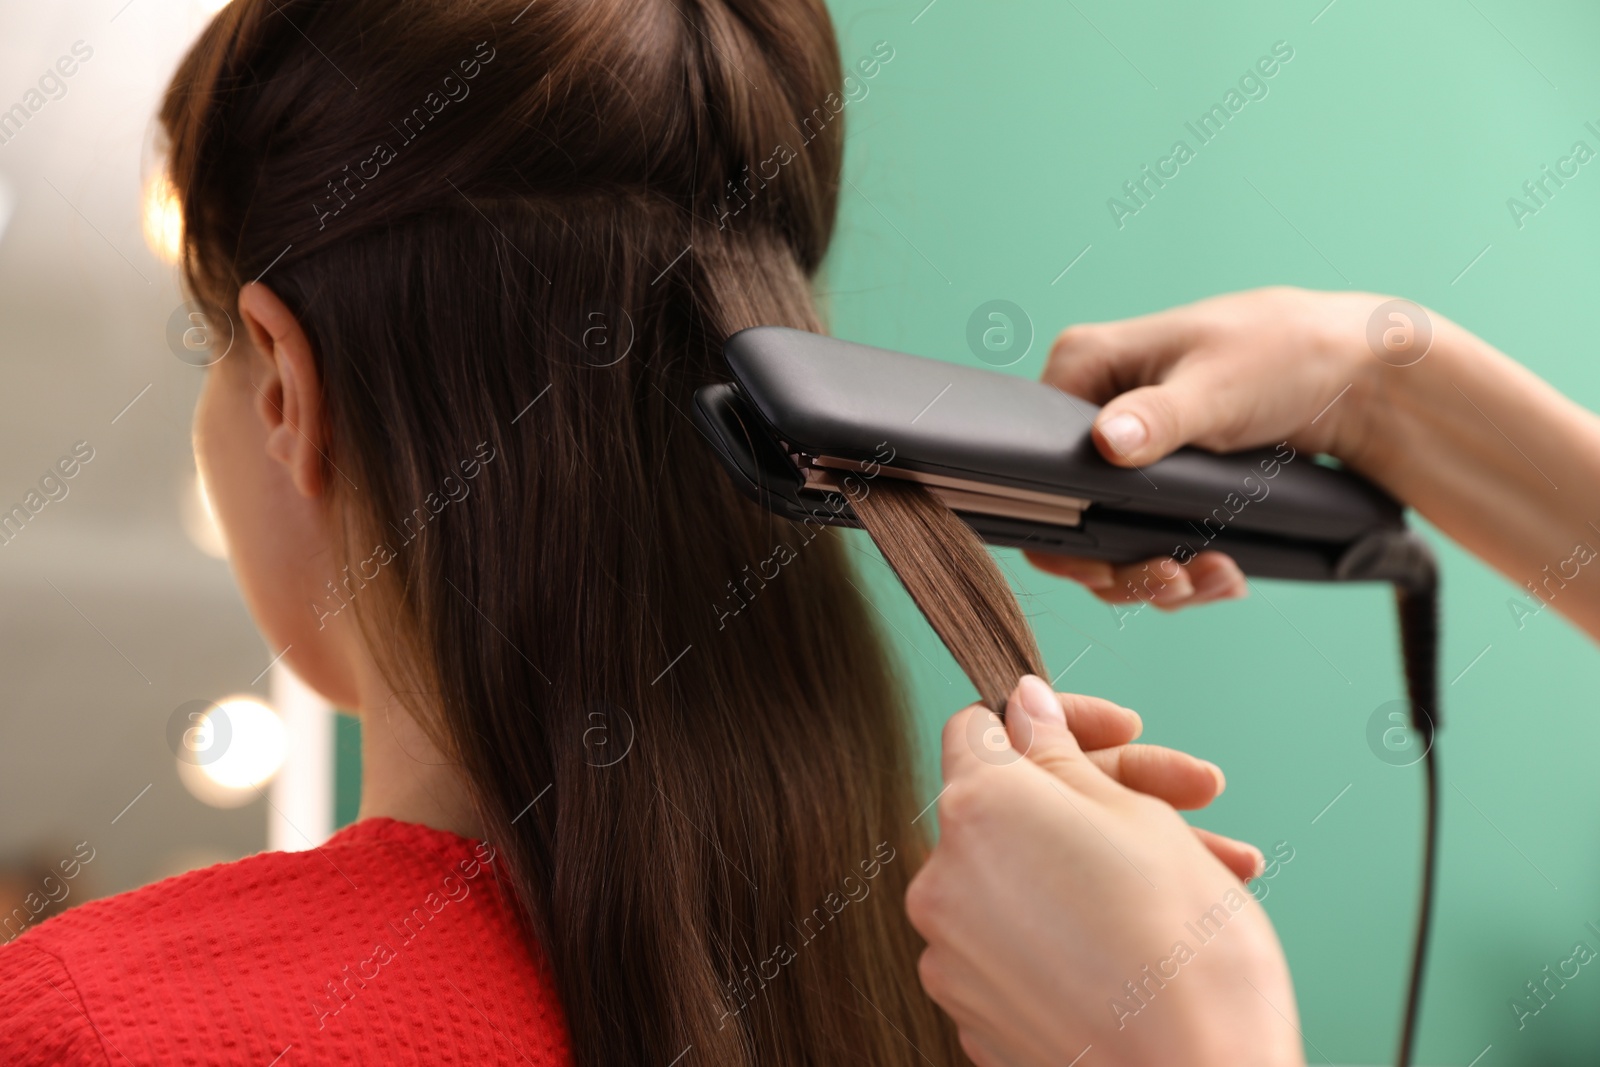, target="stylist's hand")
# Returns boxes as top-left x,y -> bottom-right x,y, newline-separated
908,675 -> 1305,1067
1030,286 -> 1429,605
1014,686 -> 1261,882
